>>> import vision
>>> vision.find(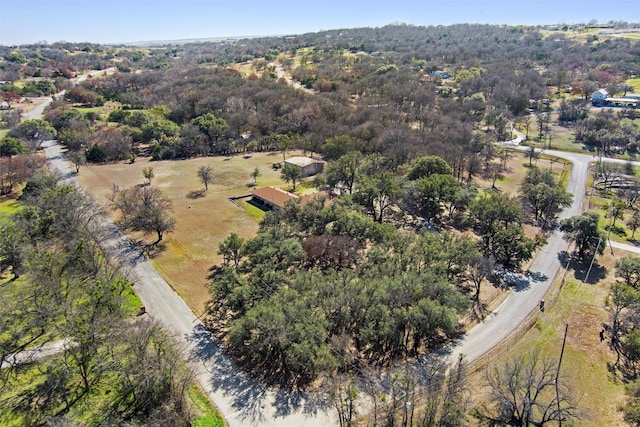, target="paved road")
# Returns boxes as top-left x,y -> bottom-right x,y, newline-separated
43,140 -> 333,426
441,145 -> 591,364
440,135 -> 640,365
34,79 -> 640,426
29,77 -> 333,426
